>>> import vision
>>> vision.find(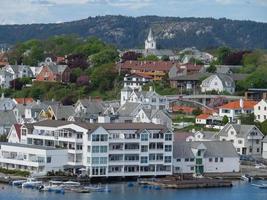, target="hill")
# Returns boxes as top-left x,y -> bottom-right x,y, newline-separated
0,15 -> 267,50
